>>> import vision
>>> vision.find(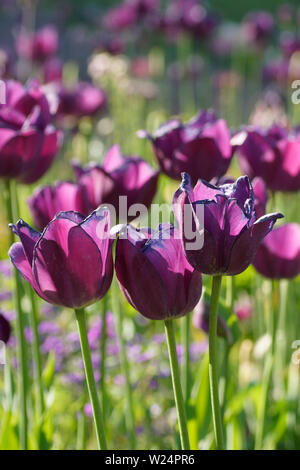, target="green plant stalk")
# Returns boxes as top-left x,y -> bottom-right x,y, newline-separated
255,280 -> 279,450
164,318 -> 190,450
208,275 -> 225,450
221,276 -> 235,415
182,313 -> 190,407
4,179 -> 28,450
28,287 -> 45,417
75,308 -> 107,450
100,294 -> 108,424
111,277 -> 136,449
